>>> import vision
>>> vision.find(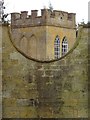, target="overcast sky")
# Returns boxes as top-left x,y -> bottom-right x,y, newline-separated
4,0 -> 89,24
